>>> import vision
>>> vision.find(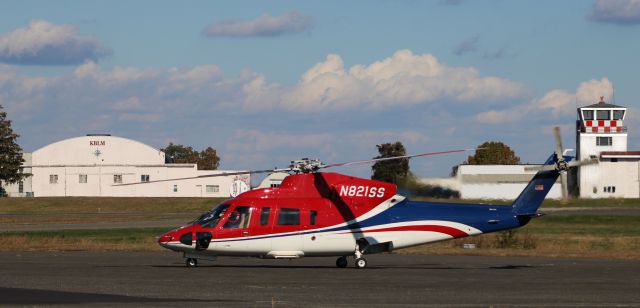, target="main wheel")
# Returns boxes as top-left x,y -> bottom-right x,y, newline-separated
336,256 -> 348,268
354,257 -> 367,269
186,258 -> 198,268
